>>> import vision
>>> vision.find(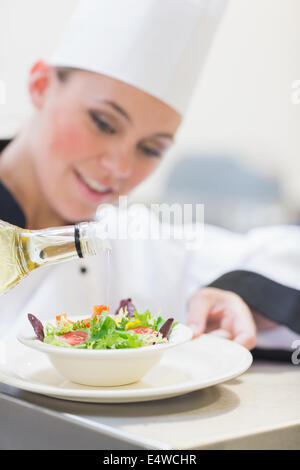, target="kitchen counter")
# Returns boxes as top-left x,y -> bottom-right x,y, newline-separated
0,360 -> 299,450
